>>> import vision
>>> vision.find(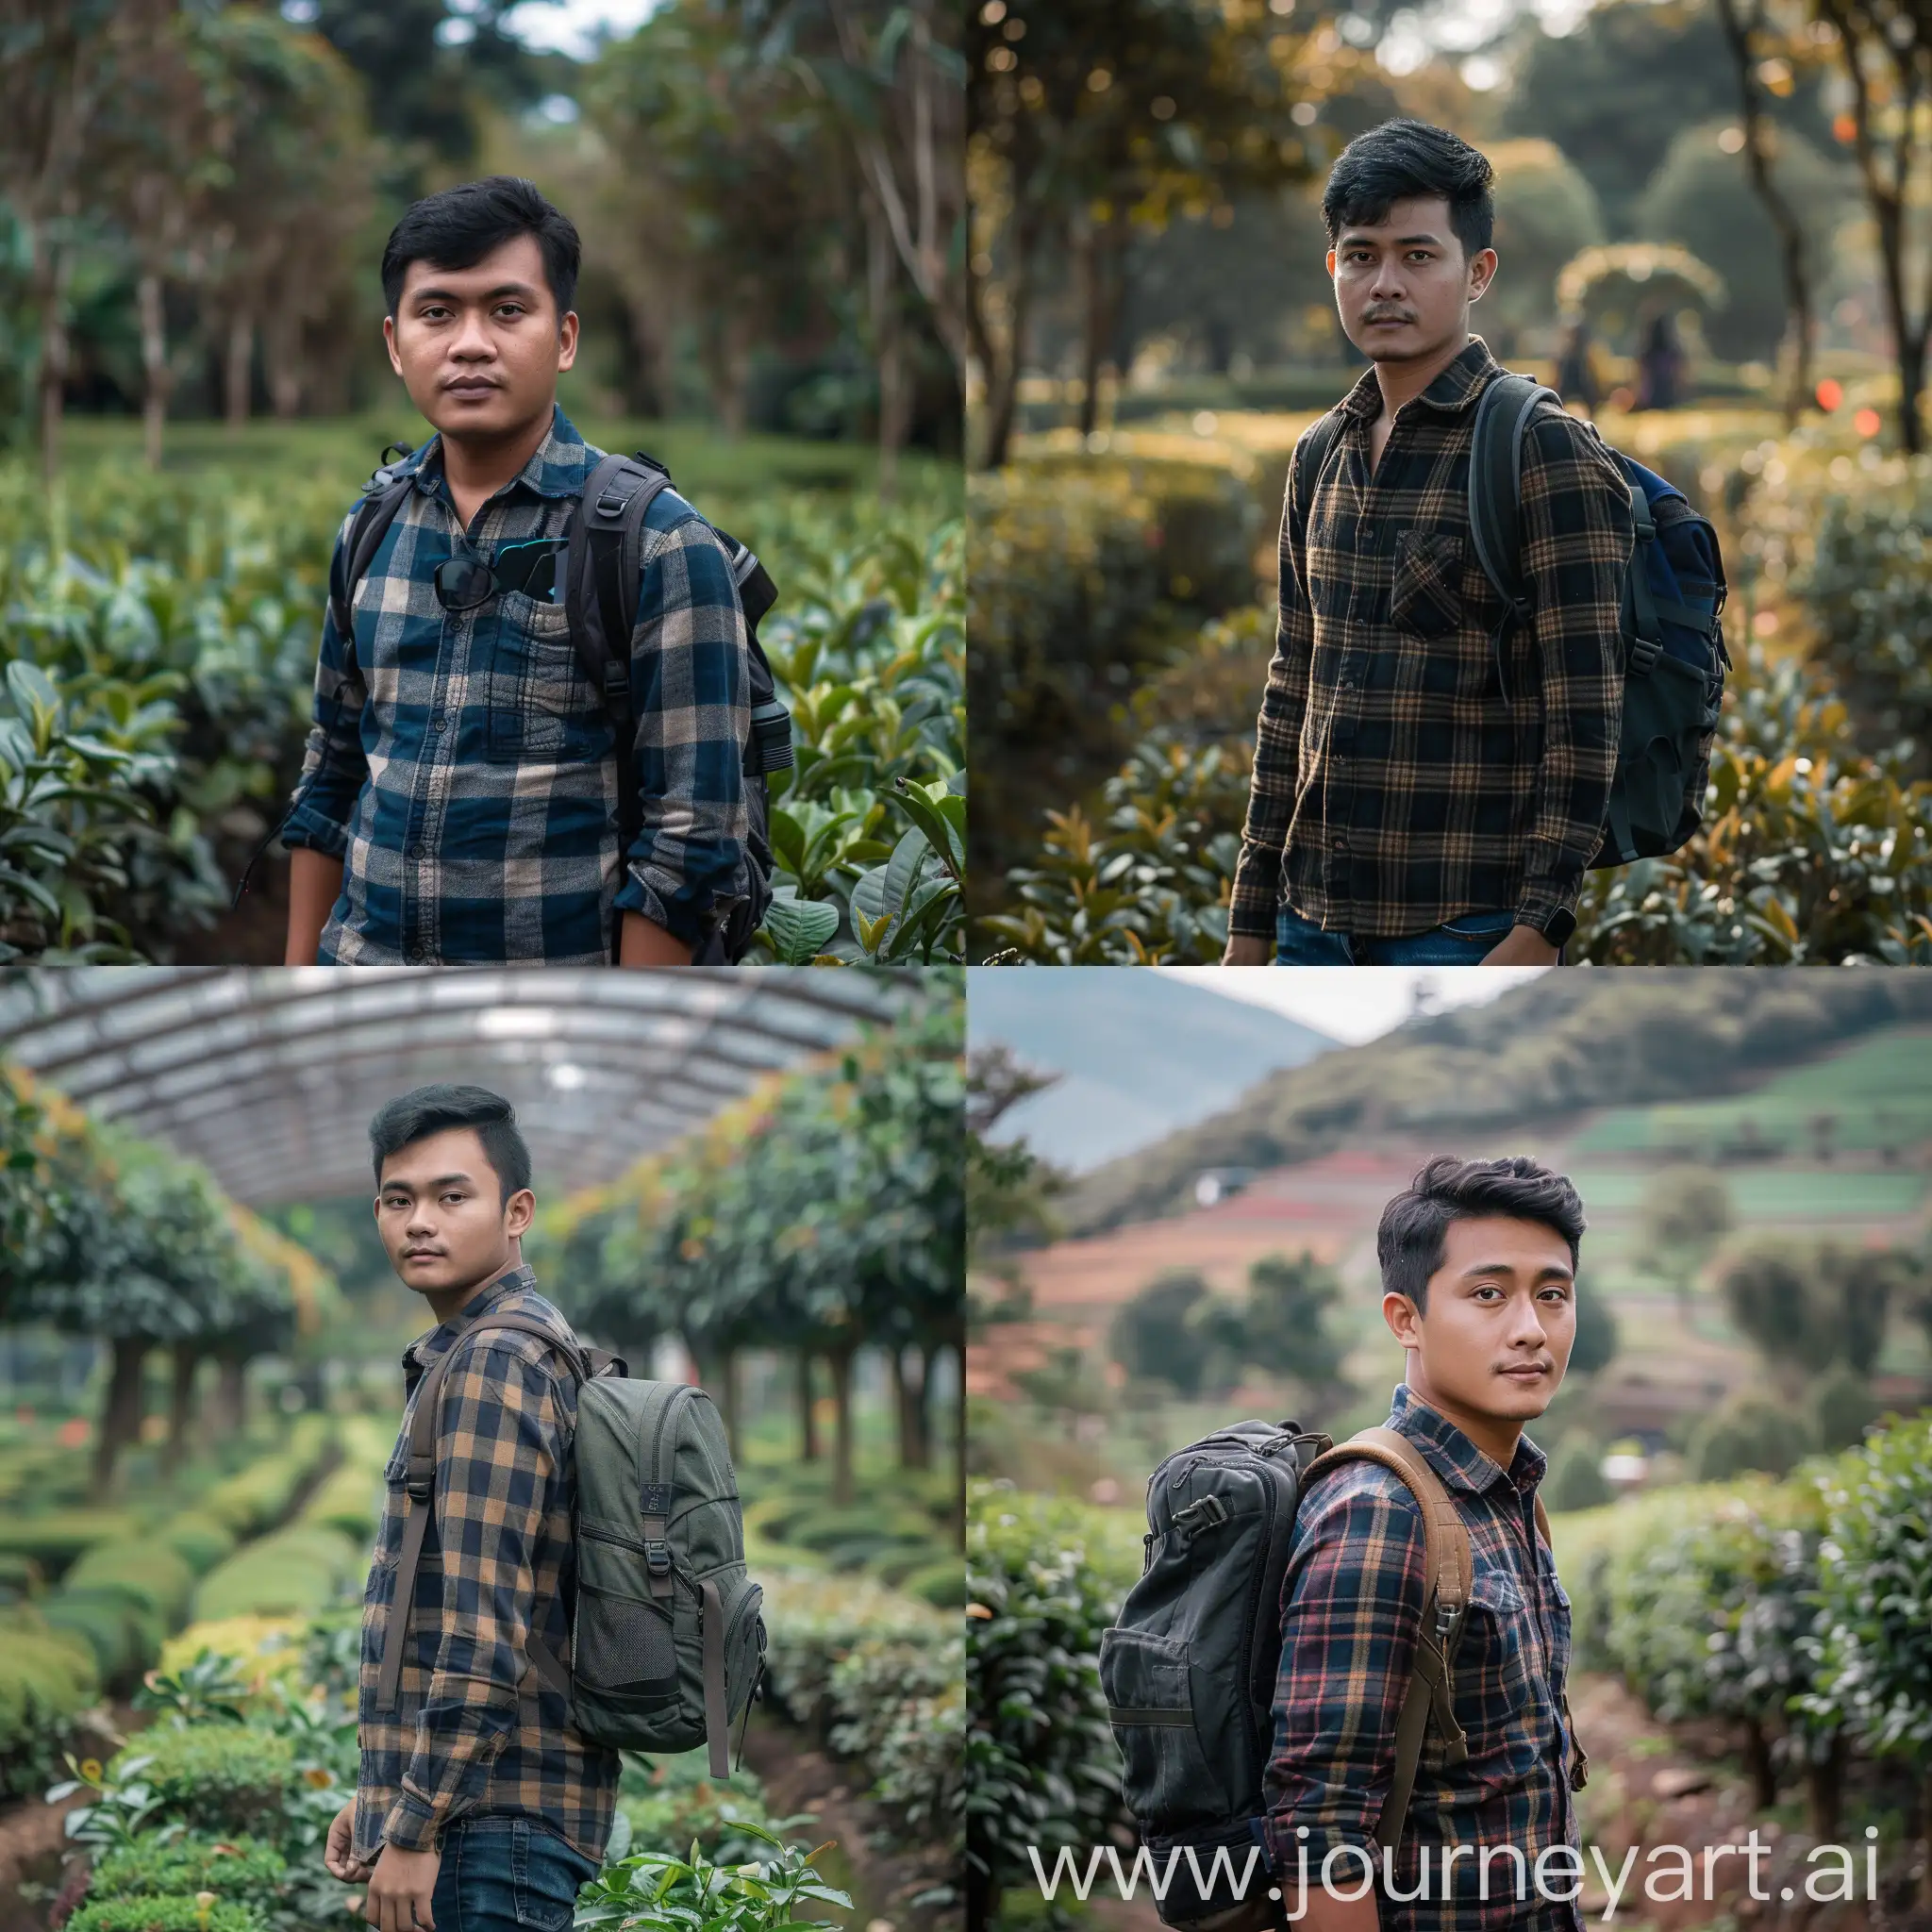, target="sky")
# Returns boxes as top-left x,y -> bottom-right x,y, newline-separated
1153,966 -> 1550,1046
500,0 -> 665,58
